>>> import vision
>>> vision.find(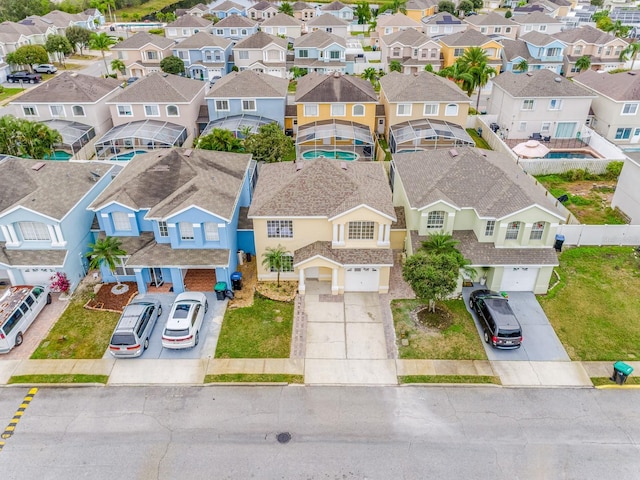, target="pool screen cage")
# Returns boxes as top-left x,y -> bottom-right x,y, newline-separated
389,118 -> 474,153
42,119 -> 95,156
94,120 -> 188,160
201,114 -> 273,139
295,119 -> 375,161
